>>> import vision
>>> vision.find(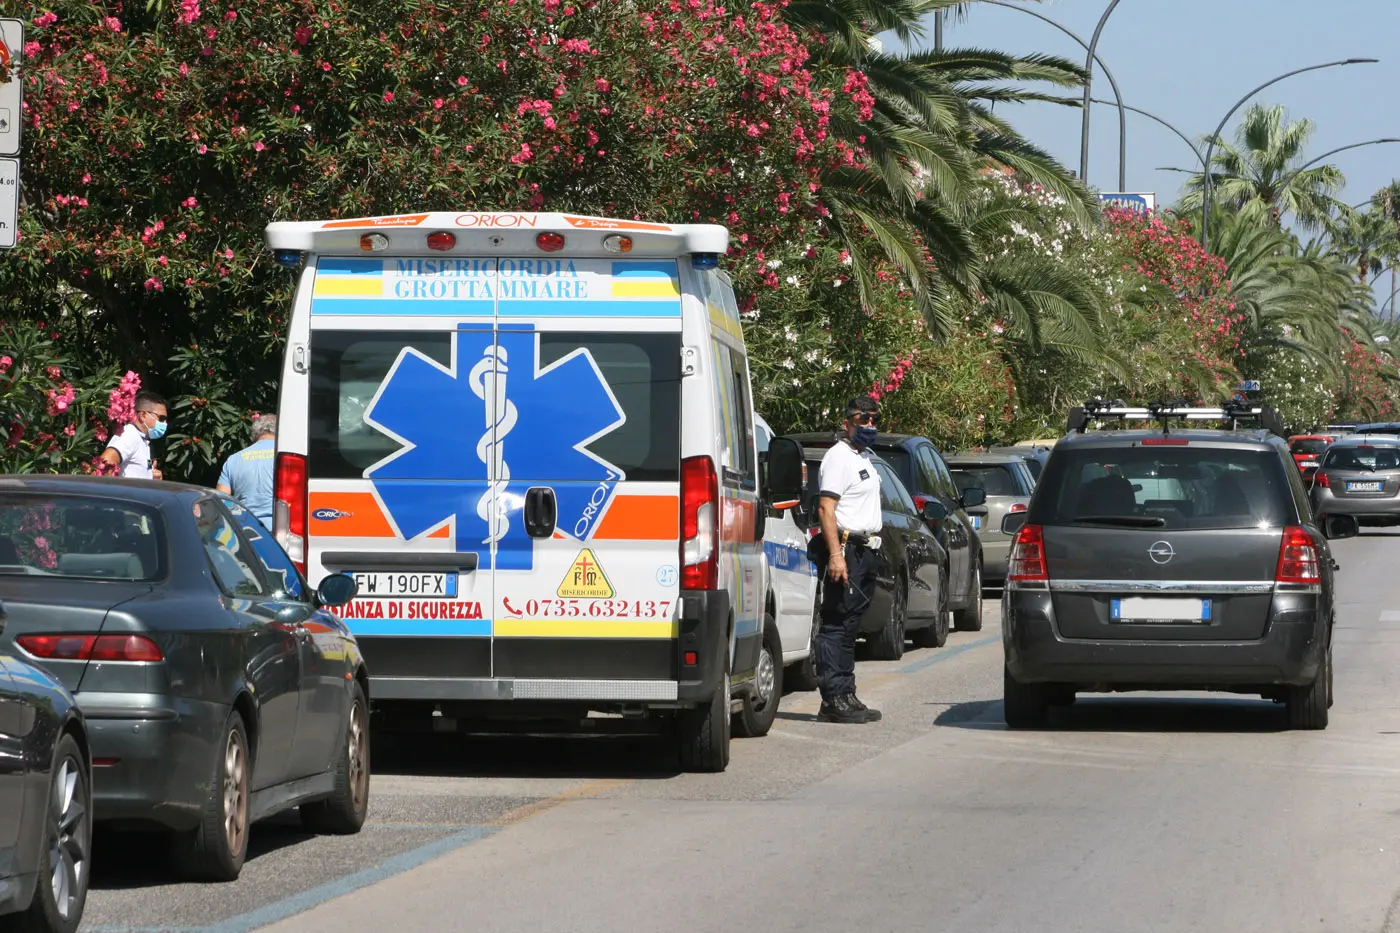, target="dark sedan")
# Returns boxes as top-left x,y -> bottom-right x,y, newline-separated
799,449 -> 950,661
0,477 -> 368,881
0,602 -> 91,933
